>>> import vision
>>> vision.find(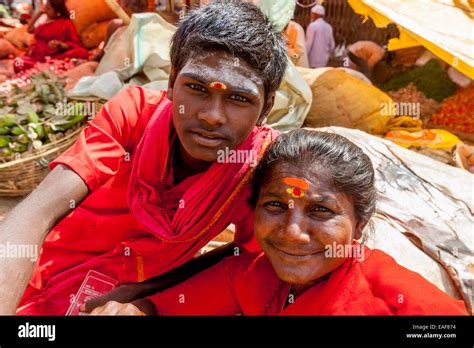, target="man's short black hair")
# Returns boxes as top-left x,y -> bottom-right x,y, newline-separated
170,0 -> 288,99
